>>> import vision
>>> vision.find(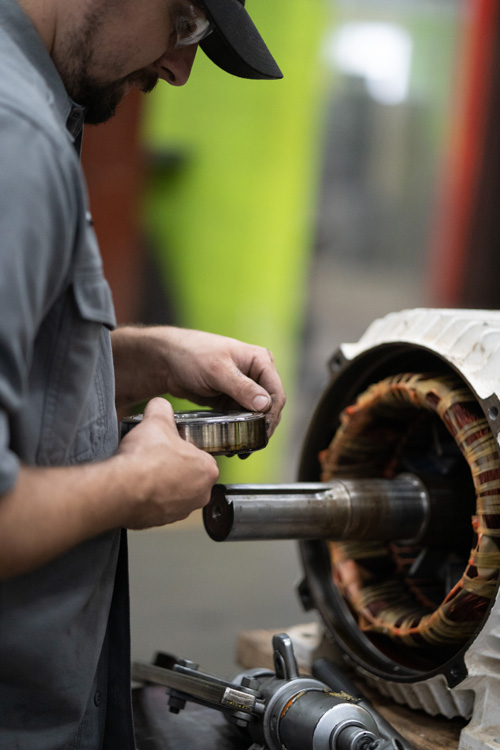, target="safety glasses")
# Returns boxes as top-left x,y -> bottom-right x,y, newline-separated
174,2 -> 213,48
